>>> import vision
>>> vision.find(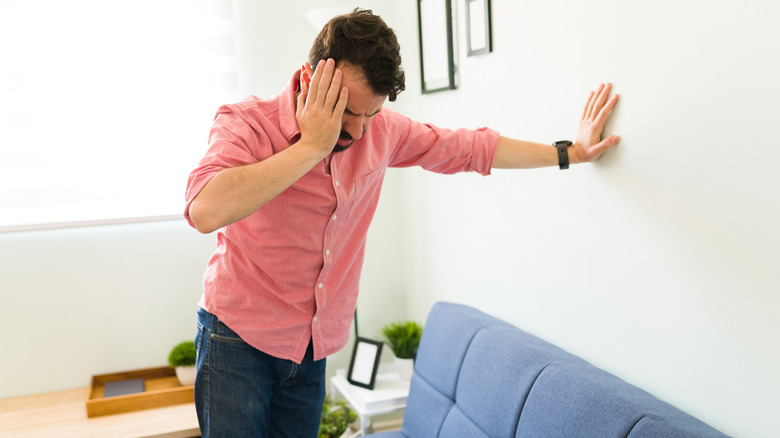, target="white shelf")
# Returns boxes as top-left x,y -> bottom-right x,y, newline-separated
331,363 -> 410,435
